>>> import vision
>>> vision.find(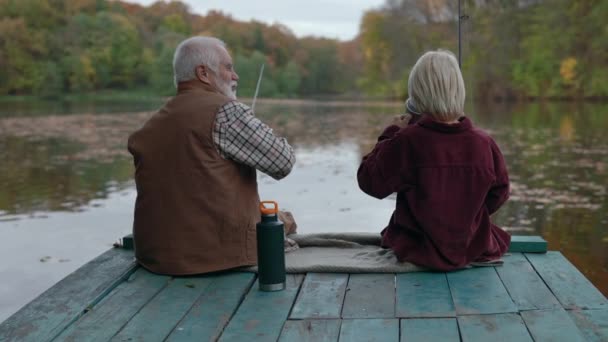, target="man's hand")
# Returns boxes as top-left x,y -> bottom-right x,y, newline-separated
278,210 -> 297,235
389,114 -> 412,129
